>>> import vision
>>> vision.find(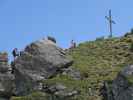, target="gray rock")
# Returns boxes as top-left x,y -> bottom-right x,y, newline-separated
0,64 -> 10,73
0,73 -> 15,97
61,67 -> 81,80
44,83 -> 67,93
0,97 -> 9,100
110,65 -> 133,100
13,39 -> 73,96
43,83 -> 79,99
0,62 -> 15,99
54,90 -> 79,98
